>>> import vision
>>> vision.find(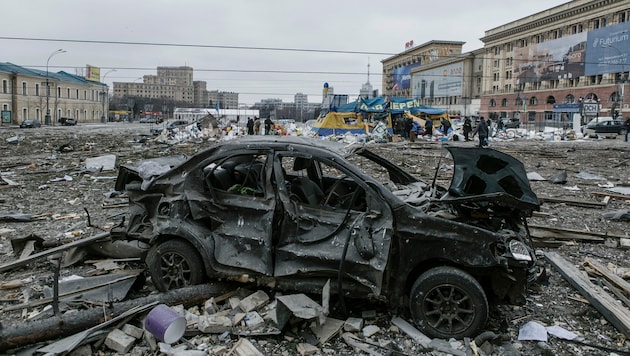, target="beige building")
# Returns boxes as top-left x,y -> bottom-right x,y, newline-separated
479,0 -> 630,126
0,62 -> 107,125
381,0 -> 630,127
113,66 -> 239,111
